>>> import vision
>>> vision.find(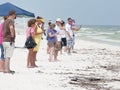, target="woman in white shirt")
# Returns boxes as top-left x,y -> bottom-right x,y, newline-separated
59,21 -> 67,53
